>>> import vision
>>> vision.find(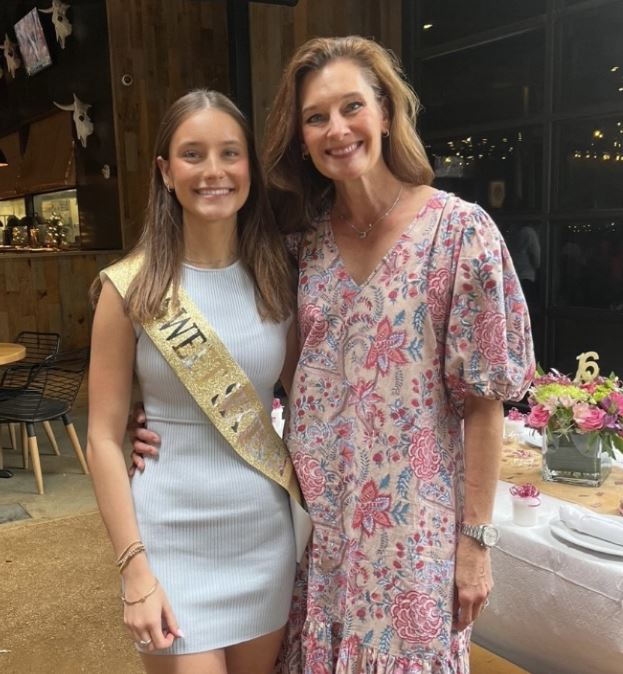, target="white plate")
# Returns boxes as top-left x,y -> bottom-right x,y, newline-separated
522,427 -> 542,448
550,519 -> 623,557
